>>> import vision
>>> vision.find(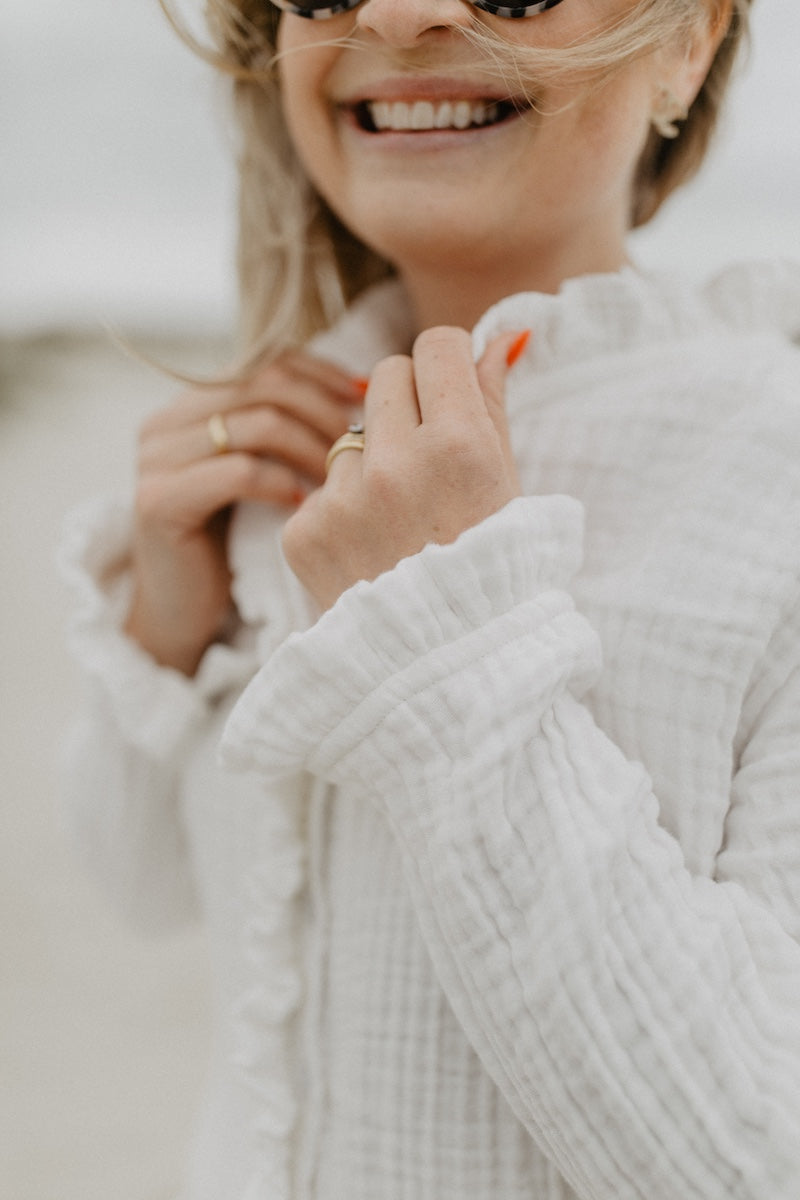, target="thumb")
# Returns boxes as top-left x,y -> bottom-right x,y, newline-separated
476,329 -> 531,440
